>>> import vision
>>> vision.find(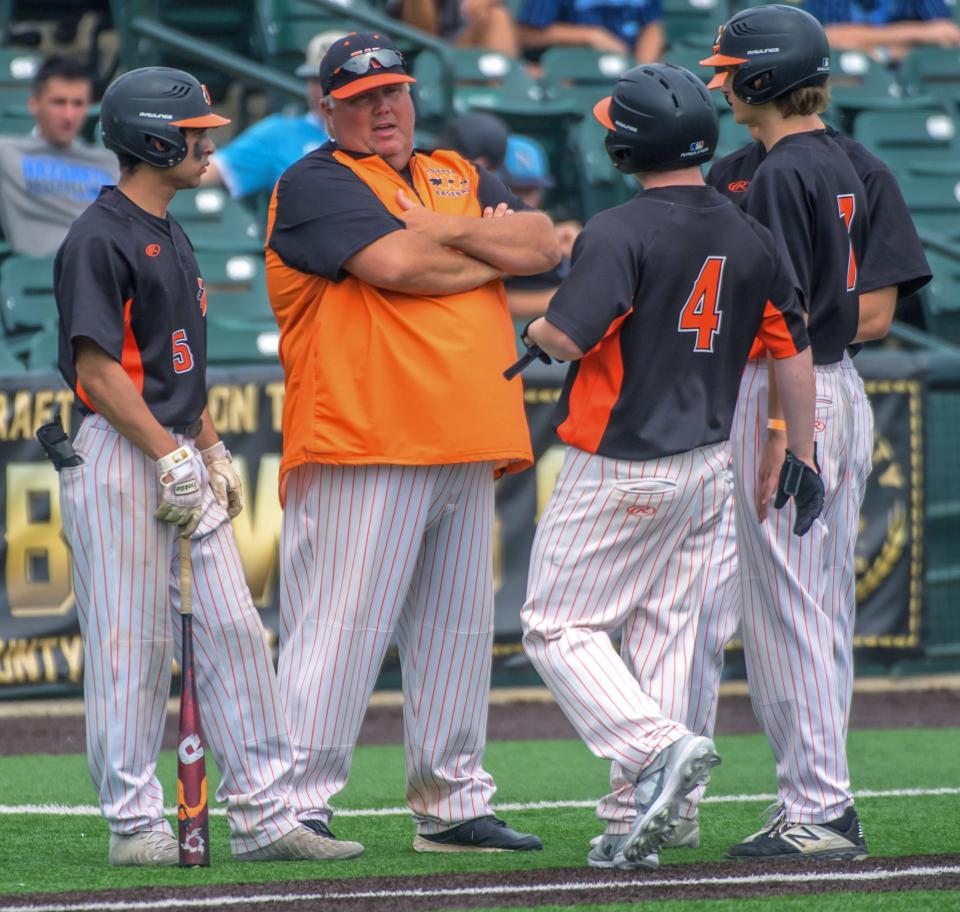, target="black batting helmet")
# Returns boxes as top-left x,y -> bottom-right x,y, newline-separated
699,5 -> 830,105
100,67 -> 230,168
593,64 -> 718,174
